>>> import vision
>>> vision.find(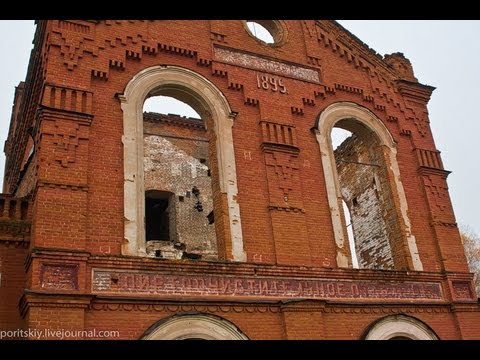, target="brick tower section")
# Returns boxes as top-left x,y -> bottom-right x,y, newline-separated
1,20 -> 479,340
